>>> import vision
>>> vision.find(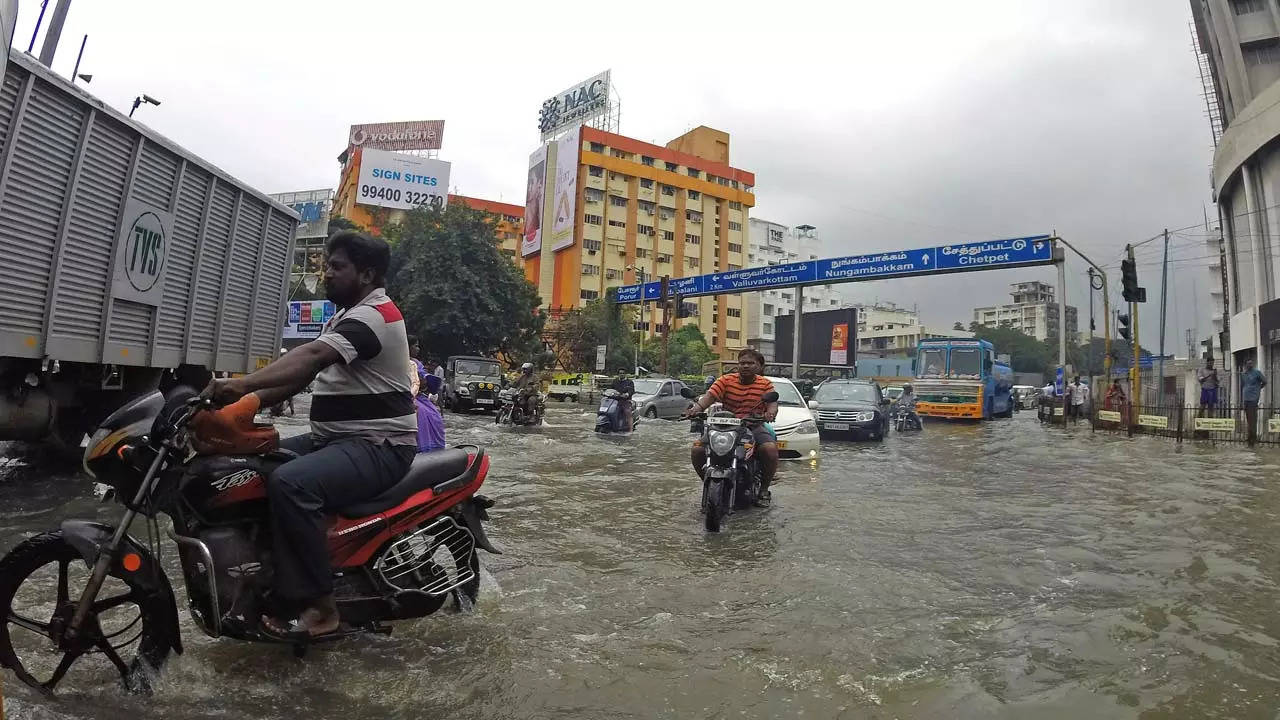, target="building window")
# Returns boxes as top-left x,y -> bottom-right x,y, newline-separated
763,322 -> 773,334
637,224 -> 655,236
608,219 -> 626,228
728,243 -> 742,253
636,248 -> 649,258
588,166 -> 604,177
728,221 -> 742,231
659,208 -> 675,221
581,289 -> 599,300
1244,39 -> 1280,66
585,187 -> 604,202
610,195 -> 628,207
727,308 -> 742,318
665,161 -> 679,171
763,303 -> 774,315
605,268 -> 621,279
661,184 -> 676,196
590,142 -> 605,153
582,264 -> 600,275
662,230 -> 675,241
638,200 -> 655,214
641,155 -> 655,166
687,258 -> 700,268
609,172 -> 624,181
687,168 -> 701,178
585,214 -> 602,225
1235,0 -> 1265,13
686,234 -> 701,245
583,239 -> 601,251
830,299 -> 839,306
657,254 -> 672,264
640,178 -> 654,189
686,210 -> 703,223
726,330 -> 740,340
611,149 -> 629,159
728,264 -> 741,270
729,201 -> 743,210
782,293 -> 792,301
688,190 -> 701,201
